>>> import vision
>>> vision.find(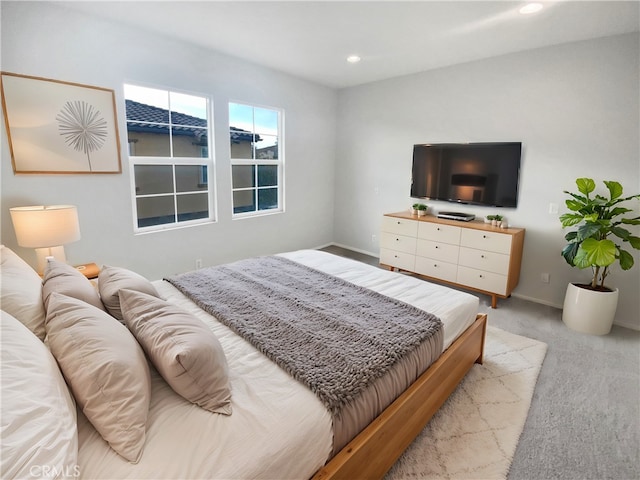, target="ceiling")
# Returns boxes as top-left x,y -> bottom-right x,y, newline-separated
57,1 -> 640,88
